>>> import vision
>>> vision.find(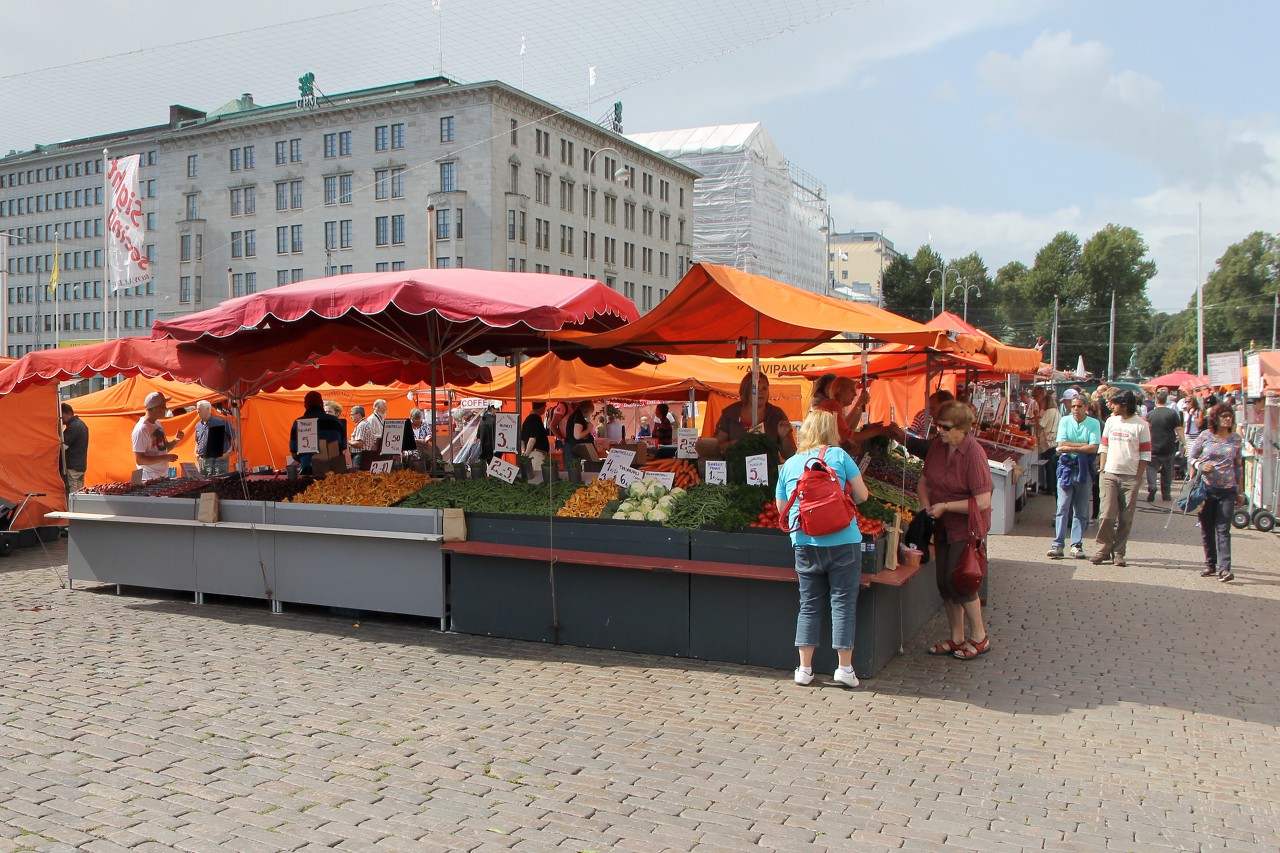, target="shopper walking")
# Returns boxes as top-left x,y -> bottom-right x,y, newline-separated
1188,404 -> 1245,583
1047,395 -> 1100,560
776,408 -> 870,687
1092,391 -> 1151,567
1145,390 -> 1183,501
